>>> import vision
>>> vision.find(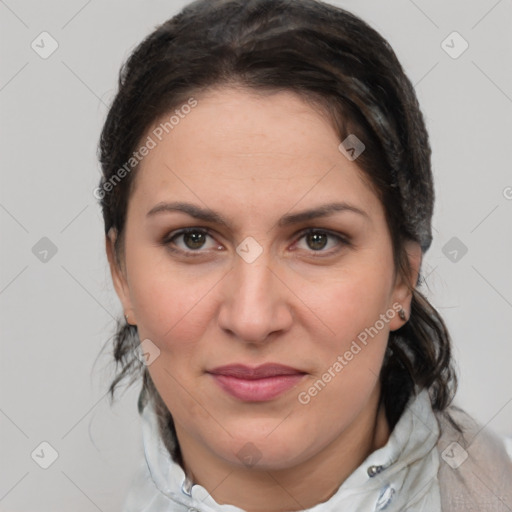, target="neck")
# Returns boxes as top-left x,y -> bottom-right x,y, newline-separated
175,385 -> 390,512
